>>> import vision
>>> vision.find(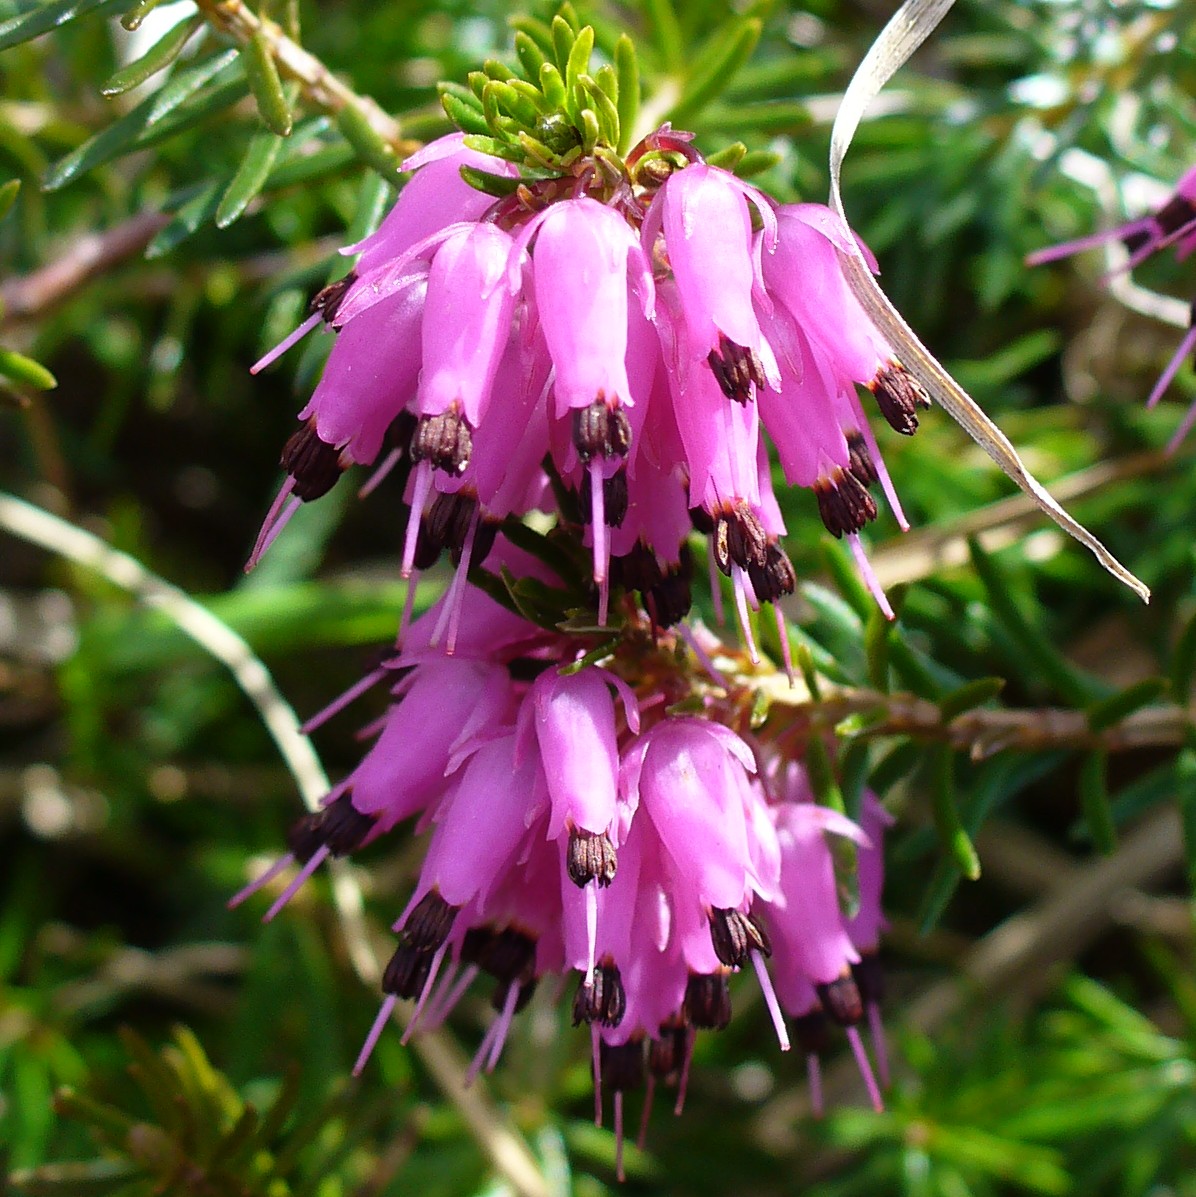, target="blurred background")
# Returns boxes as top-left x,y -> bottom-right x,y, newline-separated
4,0 -> 1196,1192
